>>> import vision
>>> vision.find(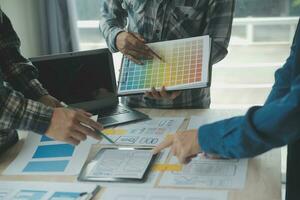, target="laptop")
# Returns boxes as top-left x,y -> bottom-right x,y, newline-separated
30,49 -> 149,128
